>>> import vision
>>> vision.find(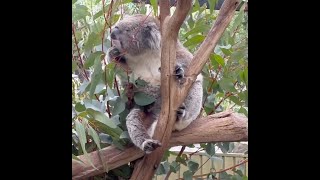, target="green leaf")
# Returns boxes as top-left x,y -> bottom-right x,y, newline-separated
72,5 -> 90,21
87,109 -> 117,129
72,0 -> 77,5
94,83 -> 105,94
88,125 -> 101,149
187,160 -> 199,173
156,162 -> 166,175
161,150 -> 171,161
156,162 -> 170,175
218,78 -> 237,92
220,172 -> 232,180
89,56 -> 102,98
99,133 -> 113,144
93,9 -> 104,20
84,32 -> 101,52
187,15 -> 195,29
169,161 -> 180,173
240,68 -> 248,86
238,107 -> 248,117
72,61 -> 78,73
229,96 -> 242,106
103,63 -> 116,89
230,51 -> 245,62
83,99 -> 102,112
183,170 -> 193,180
84,51 -> 104,69
183,35 -> 205,47
72,154 -> 84,163
205,143 -> 216,156
183,24 -> 210,38
150,0 -> 158,16
112,139 -> 125,150
110,115 -> 120,126
218,142 -> 230,153
207,0 -> 217,14
234,169 -> 244,177
120,131 -> 129,139
111,98 -> 126,116
79,80 -> 90,94
176,155 -> 187,166
220,47 -> 233,56
75,120 -> 87,155
212,54 -> 225,67
134,92 -> 155,106
75,103 -> 86,112
230,9 -> 245,33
